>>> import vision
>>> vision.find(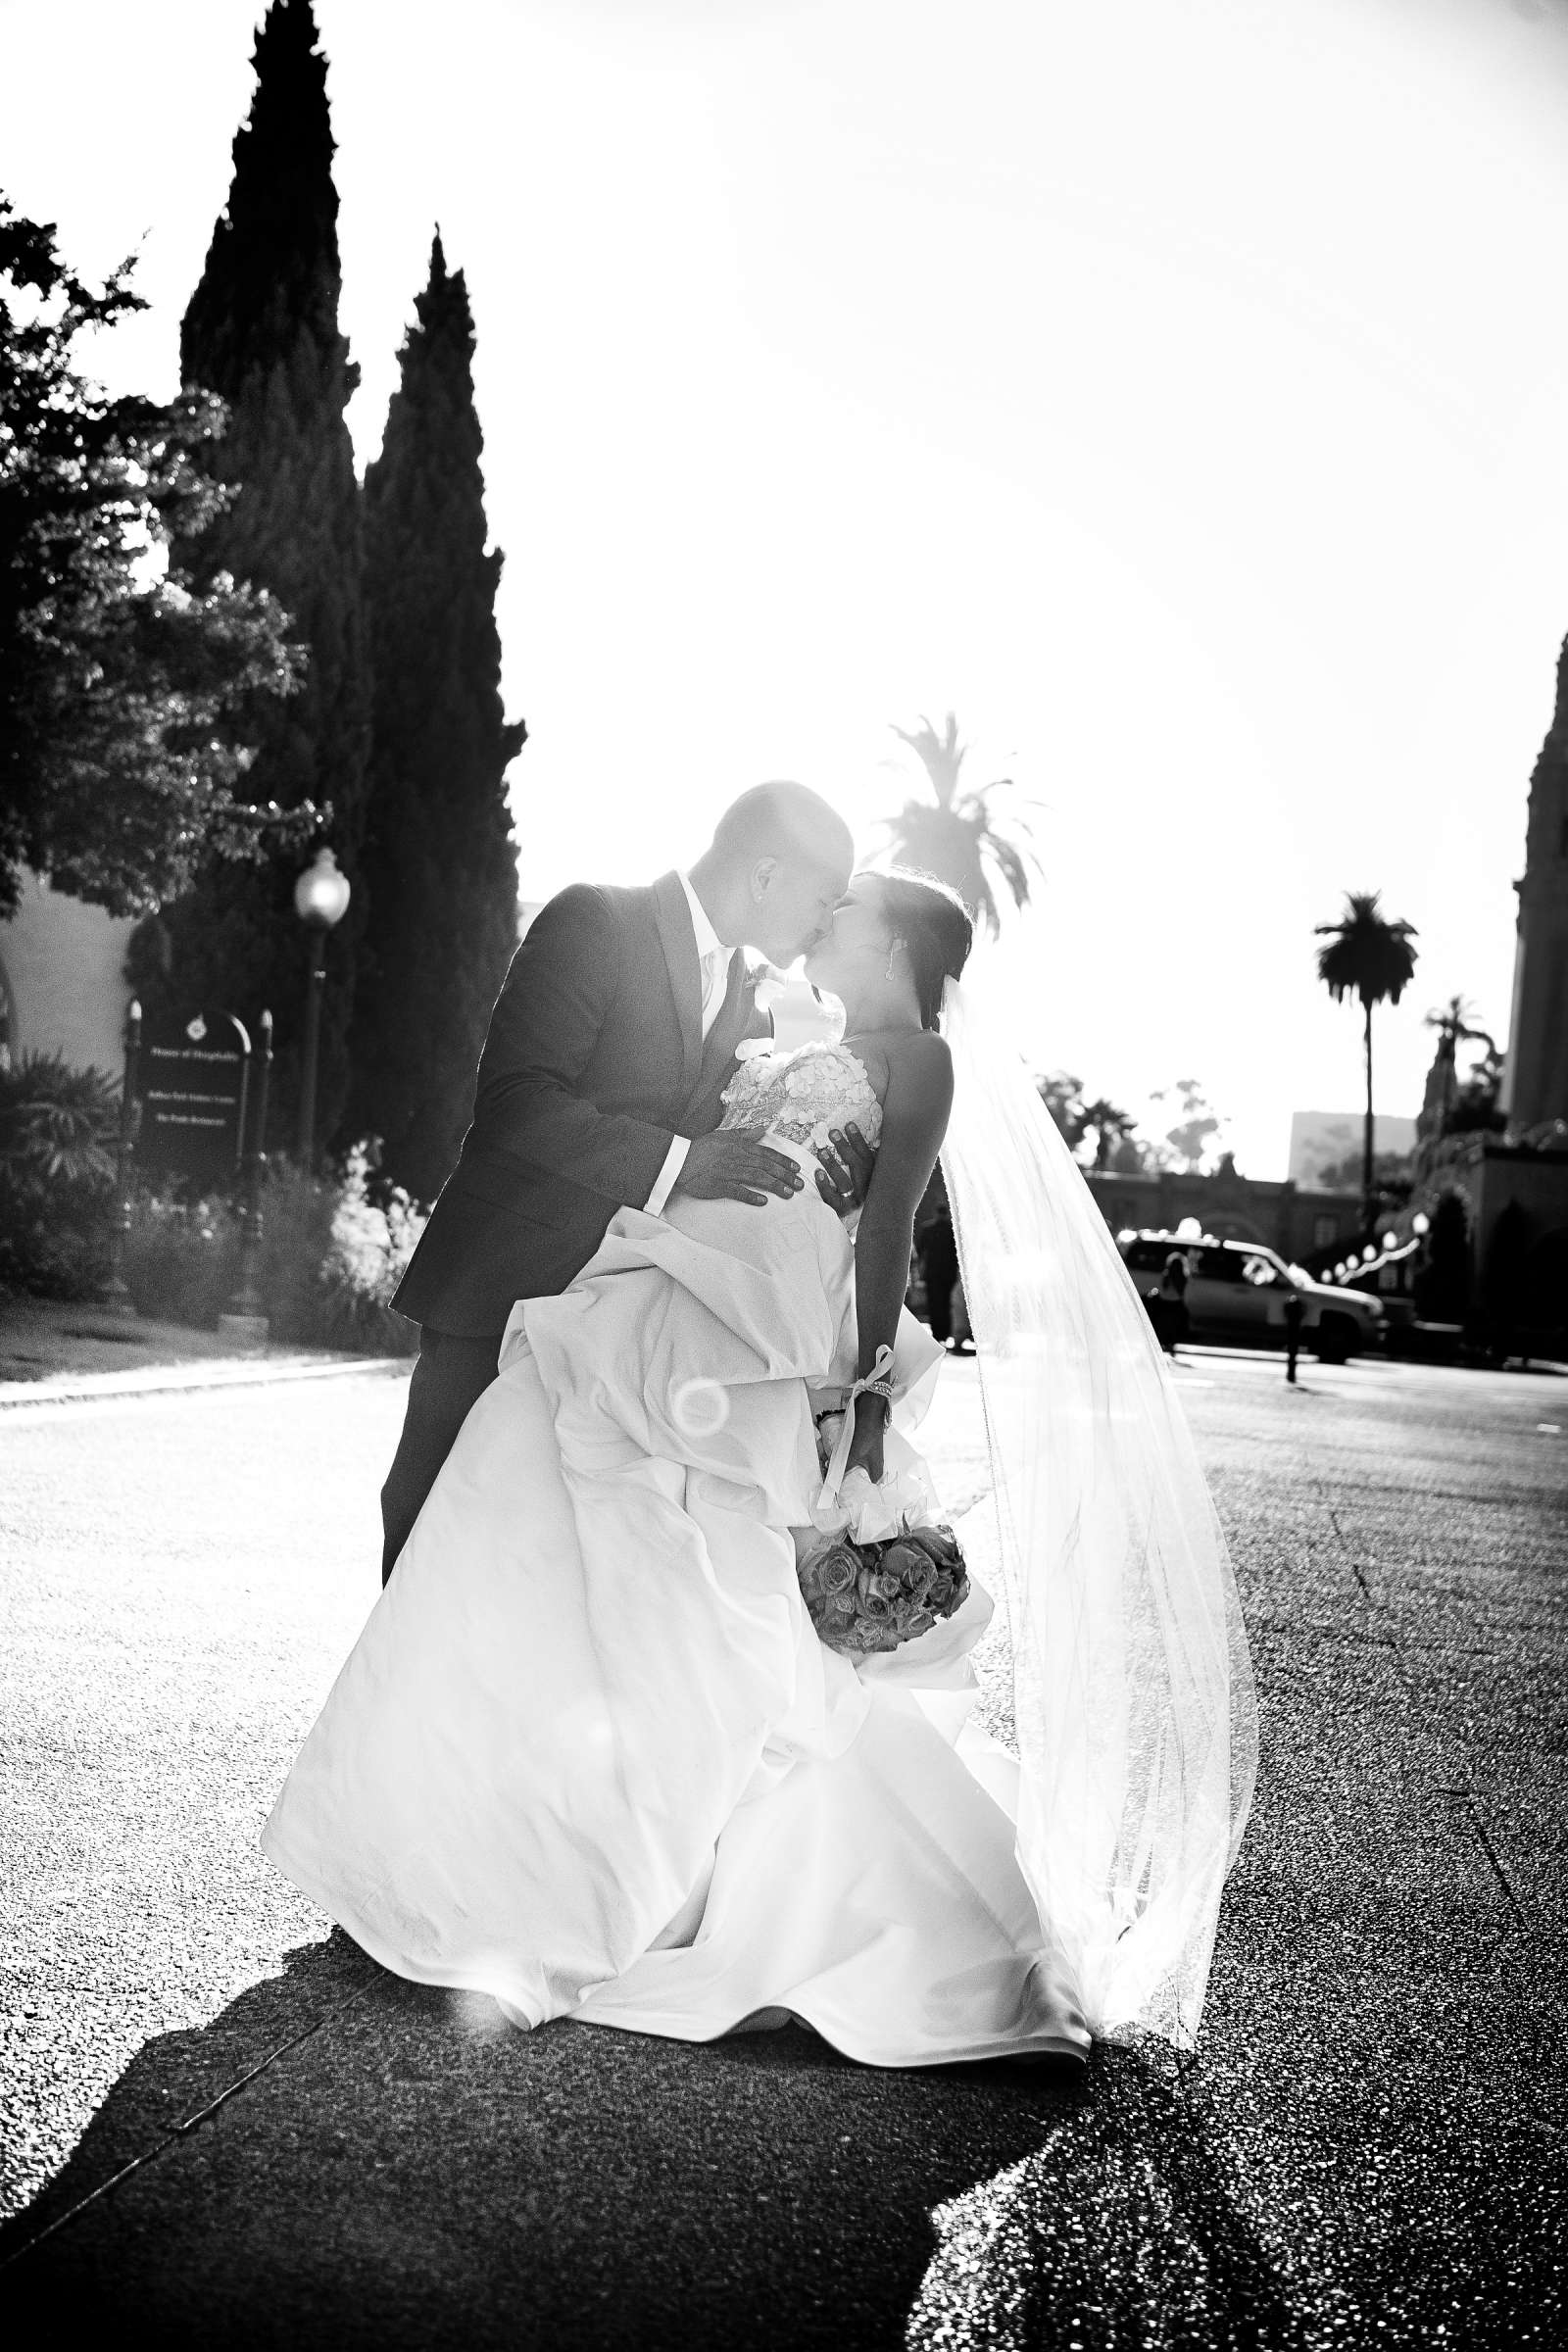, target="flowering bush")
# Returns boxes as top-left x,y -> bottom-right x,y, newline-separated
0,1046 -> 427,1350
122,1143 -> 423,1353
316,1145 -> 425,1348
